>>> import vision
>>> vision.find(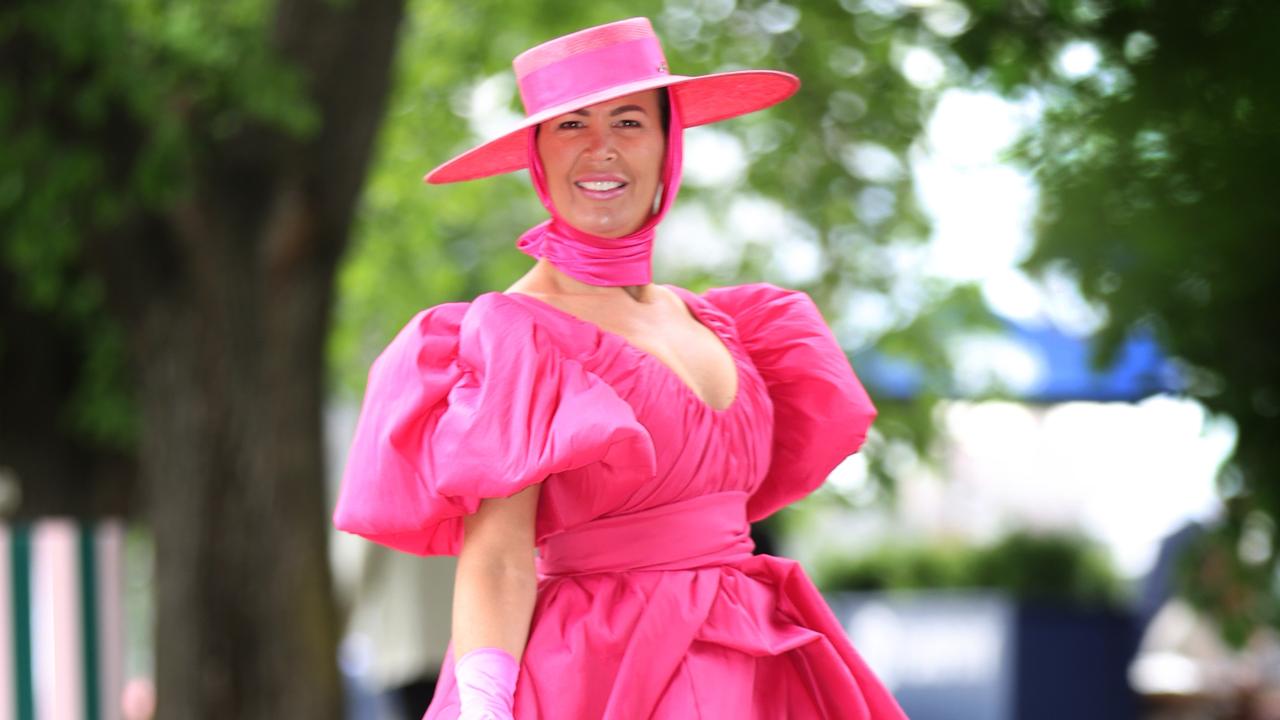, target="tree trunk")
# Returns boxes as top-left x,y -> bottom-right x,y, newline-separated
136,188 -> 342,715
98,0 -> 406,715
